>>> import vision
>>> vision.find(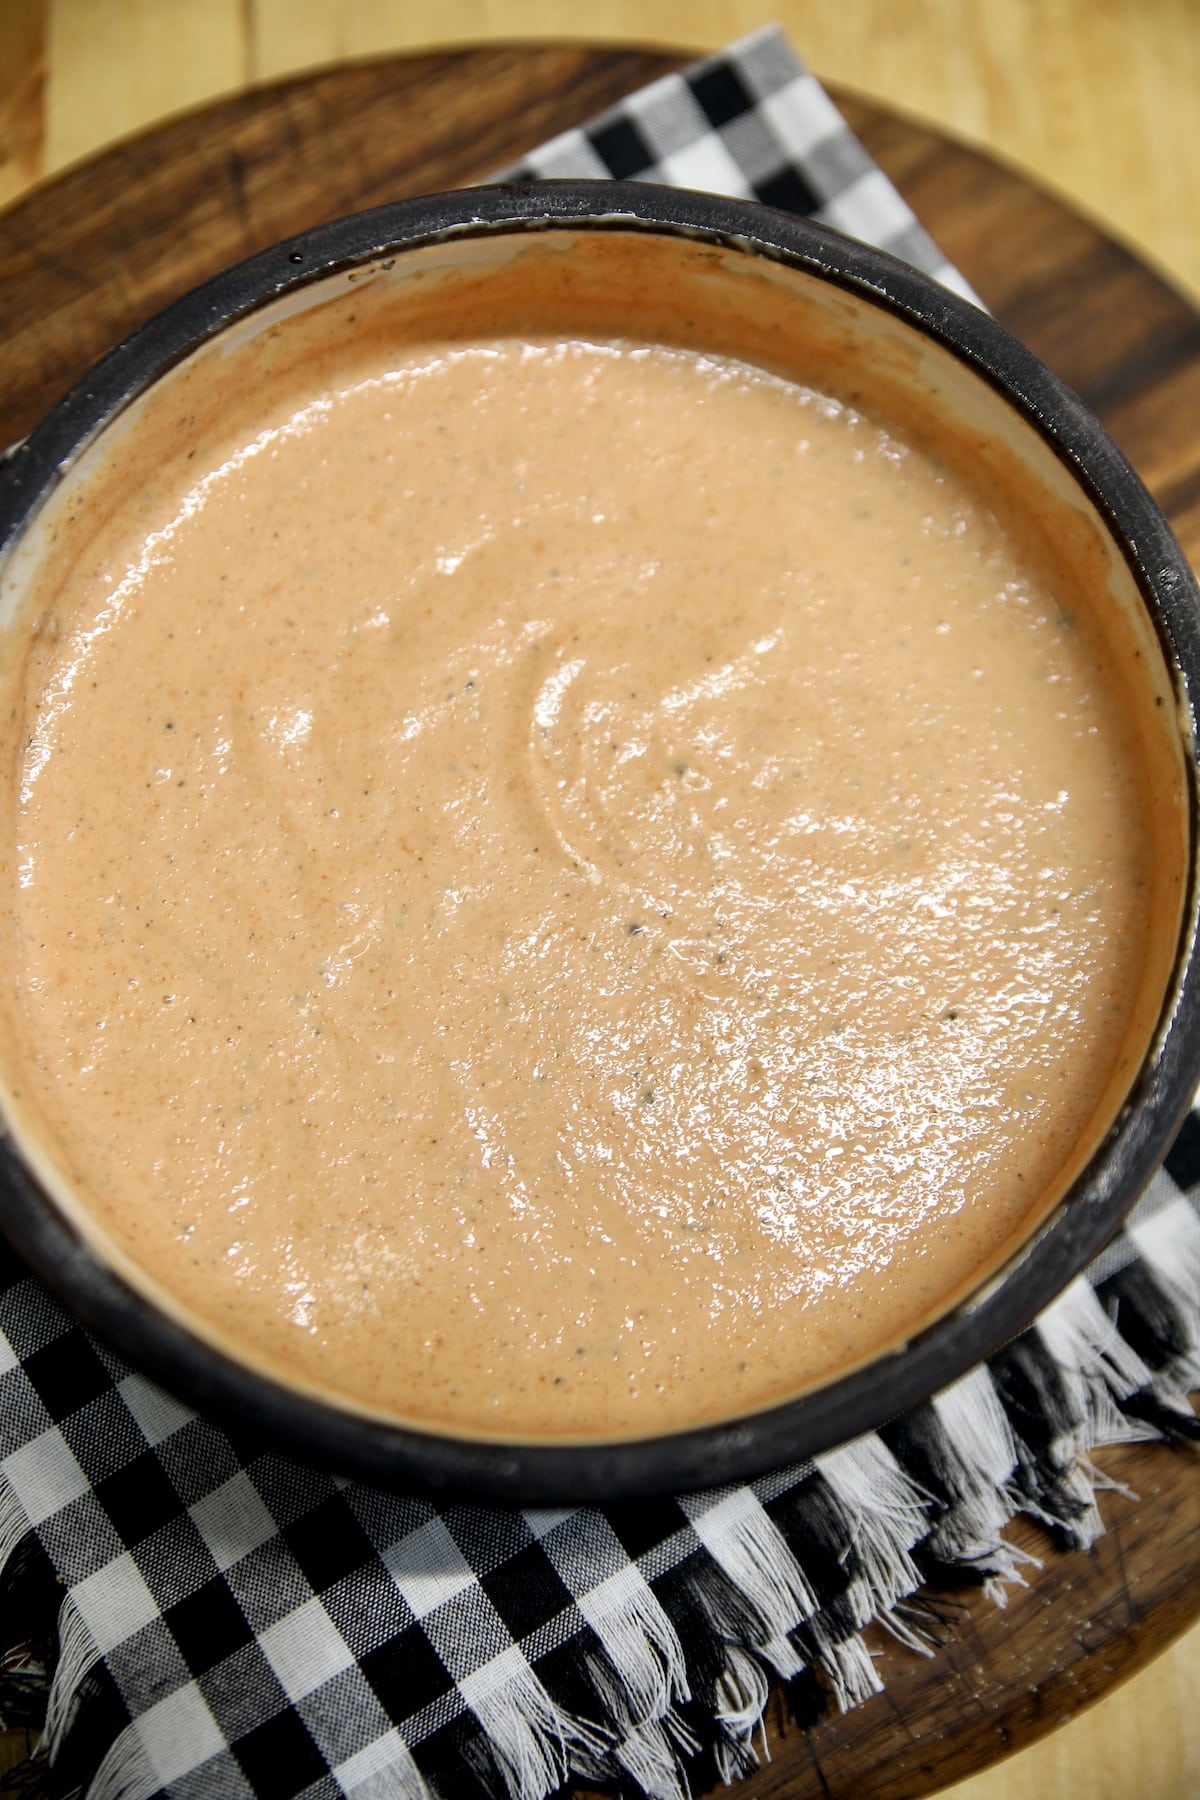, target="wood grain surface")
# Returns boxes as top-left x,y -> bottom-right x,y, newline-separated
3,1 -> 1199,307
0,34 -> 1198,1800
